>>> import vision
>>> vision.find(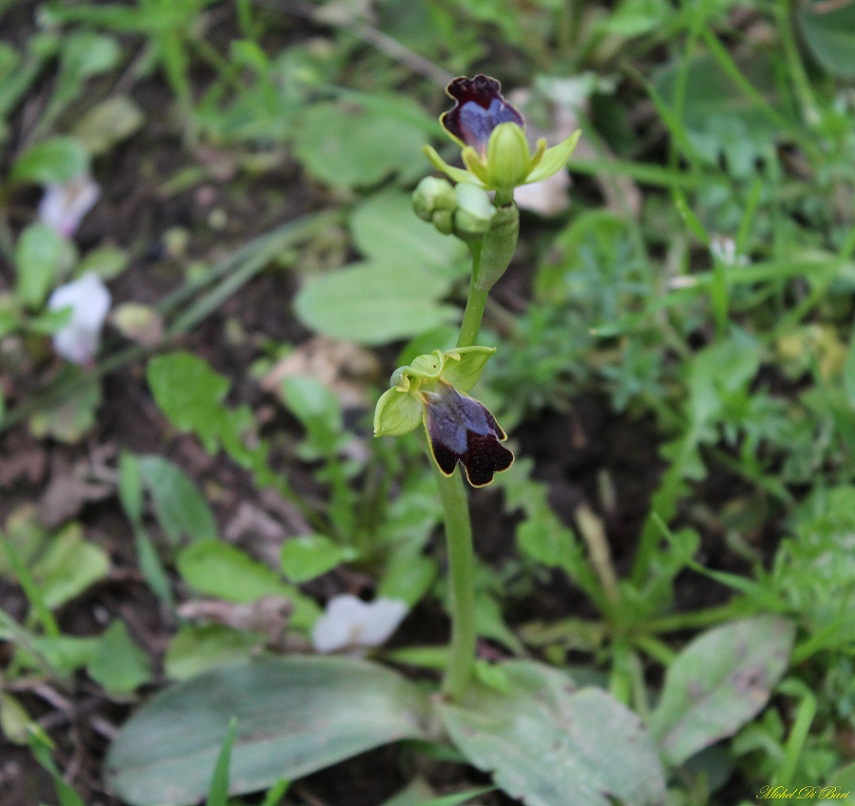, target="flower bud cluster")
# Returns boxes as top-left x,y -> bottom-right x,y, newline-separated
412,178 -> 496,240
